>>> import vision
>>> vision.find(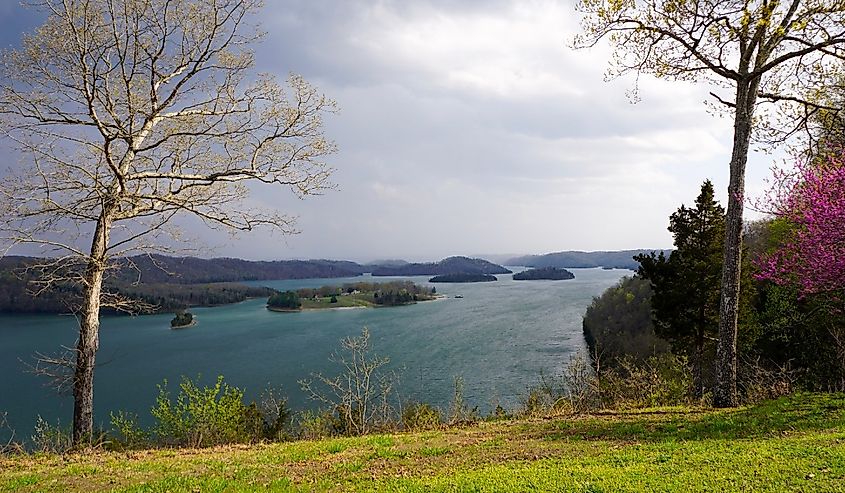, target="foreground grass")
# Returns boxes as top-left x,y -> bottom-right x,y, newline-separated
2,393 -> 844,492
